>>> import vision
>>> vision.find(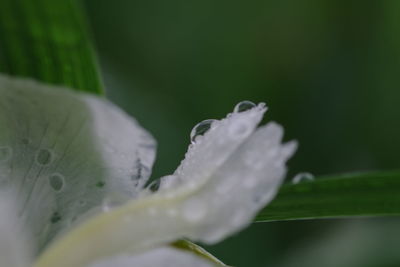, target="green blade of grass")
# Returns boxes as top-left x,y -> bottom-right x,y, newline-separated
255,171 -> 400,222
0,0 -> 103,94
